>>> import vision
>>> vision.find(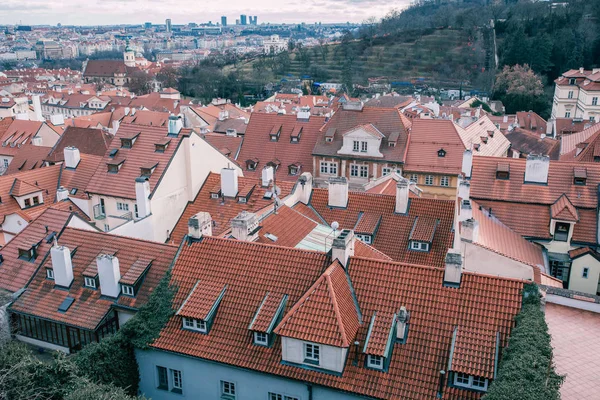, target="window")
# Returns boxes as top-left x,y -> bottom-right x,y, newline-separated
350,164 -> 358,177
367,354 -> 384,369
254,331 -> 268,345
591,116 -> 596,123
18,248 -> 35,260
221,380 -> 236,398
24,198 -> 31,207
135,204 -> 139,218
454,373 -> 488,391
425,175 -> 434,185
107,164 -> 119,173
304,343 -> 320,364
357,234 -> 372,244
70,188 -> 78,195
171,369 -> 182,393
353,140 -> 359,152
155,143 -> 167,153
84,277 -> 96,289
269,394 -> 300,400
440,176 -> 449,187
568,91 -> 574,99
569,78 -> 576,85
410,241 -> 429,252
361,141 -> 368,153
121,138 -> 132,148
592,97 -> 598,106
289,165 -> 299,175
565,111 -> 571,118
157,366 -> 169,390
410,174 -> 418,183
117,202 -> 129,211
554,222 -> 570,242
437,149 -> 446,157
121,285 -> 134,296
583,267 -> 589,279
320,161 -> 337,175
382,167 -> 391,176
3,159 -> 8,168
103,224 -> 110,232
329,162 -> 337,175
46,268 -> 54,279
32,196 -> 39,205
182,317 -> 207,333
360,165 -> 368,178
